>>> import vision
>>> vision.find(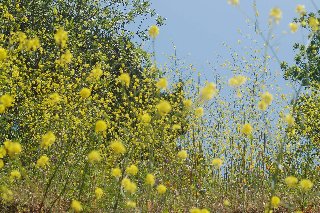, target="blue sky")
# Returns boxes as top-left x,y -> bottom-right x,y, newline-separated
148,0 -> 318,84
